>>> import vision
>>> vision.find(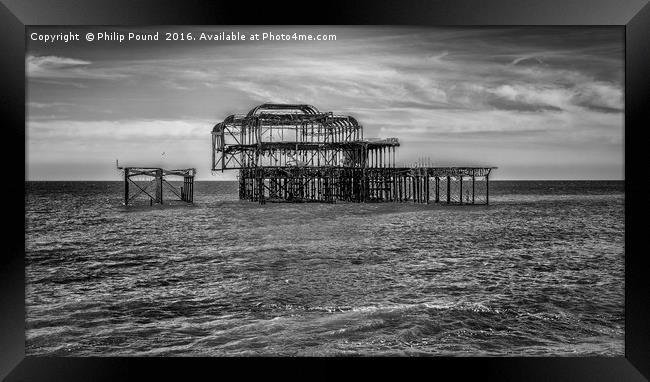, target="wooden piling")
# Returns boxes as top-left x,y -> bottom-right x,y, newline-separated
447,175 -> 451,204
435,176 -> 439,203
472,175 -> 475,204
424,175 -> 427,204
124,168 -> 129,205
157,169 -> 163,205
